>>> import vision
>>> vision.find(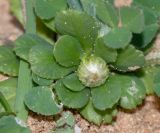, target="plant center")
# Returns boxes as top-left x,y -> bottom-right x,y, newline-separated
77,55 -> 109,87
